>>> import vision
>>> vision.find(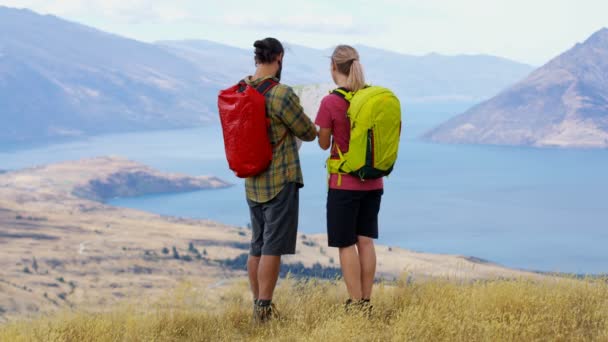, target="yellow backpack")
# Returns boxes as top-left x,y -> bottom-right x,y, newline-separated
327,86 -> 402,184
